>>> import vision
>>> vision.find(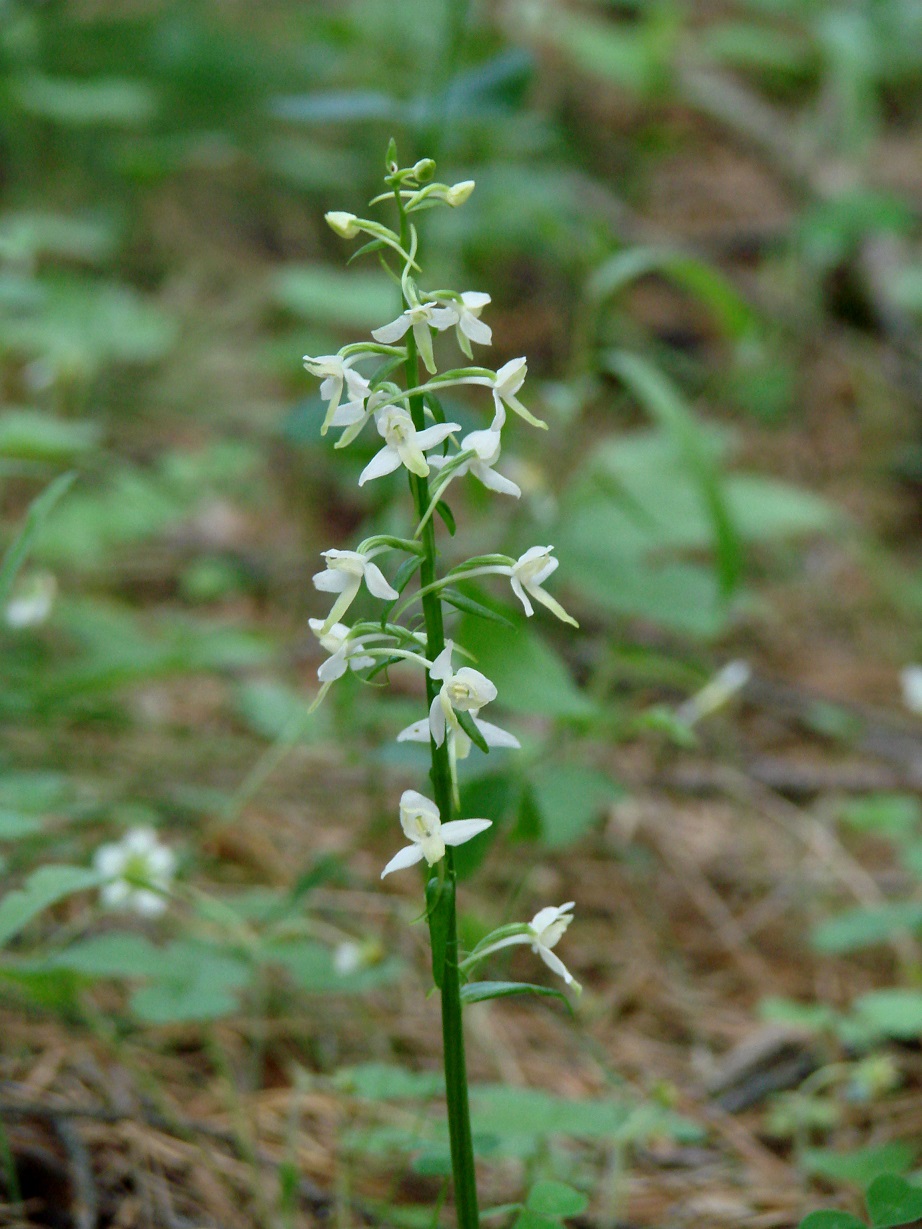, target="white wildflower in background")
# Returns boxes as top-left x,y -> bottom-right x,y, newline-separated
312,548 -> 398,633
381,790 -> 491,877
677,659 -> 751,726
901,665 -> 922,715
5,572 -> 56,629
94,827 -> 175,917
358,406 -> 460,485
